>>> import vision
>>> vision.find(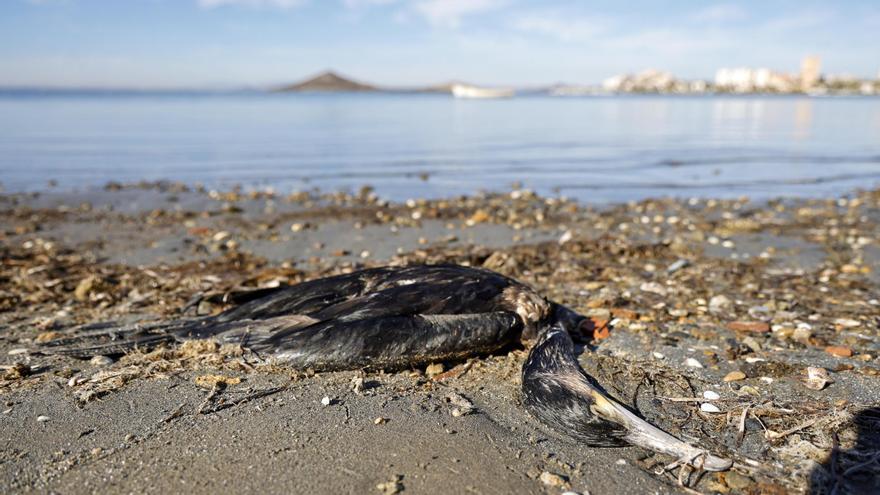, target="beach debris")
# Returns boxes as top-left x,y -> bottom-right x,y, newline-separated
376,475 -> 403,494
374,417 -> 387,425
833,318 -> 860,328
804,367 -> 831,390
726,321 -> 770,333
558,230 -> 574,245
708,295 -> 732,314
351,376 -> 365,394
685,358 -> 704,368
425,363 -> 444,378
446,392 -> 475,417
90,355 -> 114,366
702,390 -> 720,400
36,415 -> 50,422
666,258 -> 689,274
2,362 -> 31,380
825,346 -> 853,358
700,403 -> 722,413
539,471 -> 568,487
640,282 -> 667,296
723,371 -> 746,382
194,374 -> 241,389
74,275 -> 100,301
321,396 -> 332,406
